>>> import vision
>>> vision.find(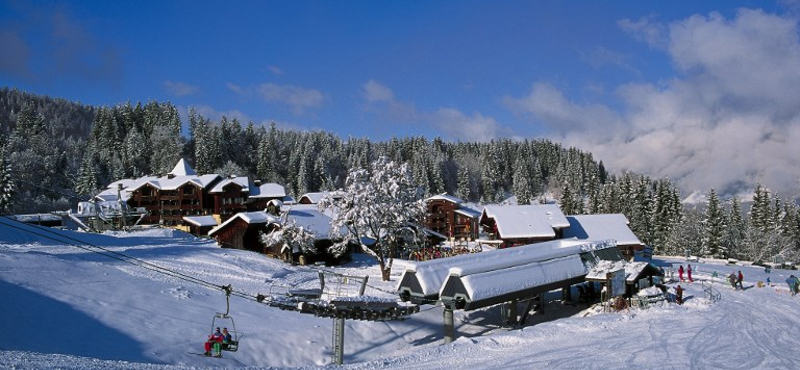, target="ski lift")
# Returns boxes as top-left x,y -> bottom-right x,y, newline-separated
210,285 -> 240,352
